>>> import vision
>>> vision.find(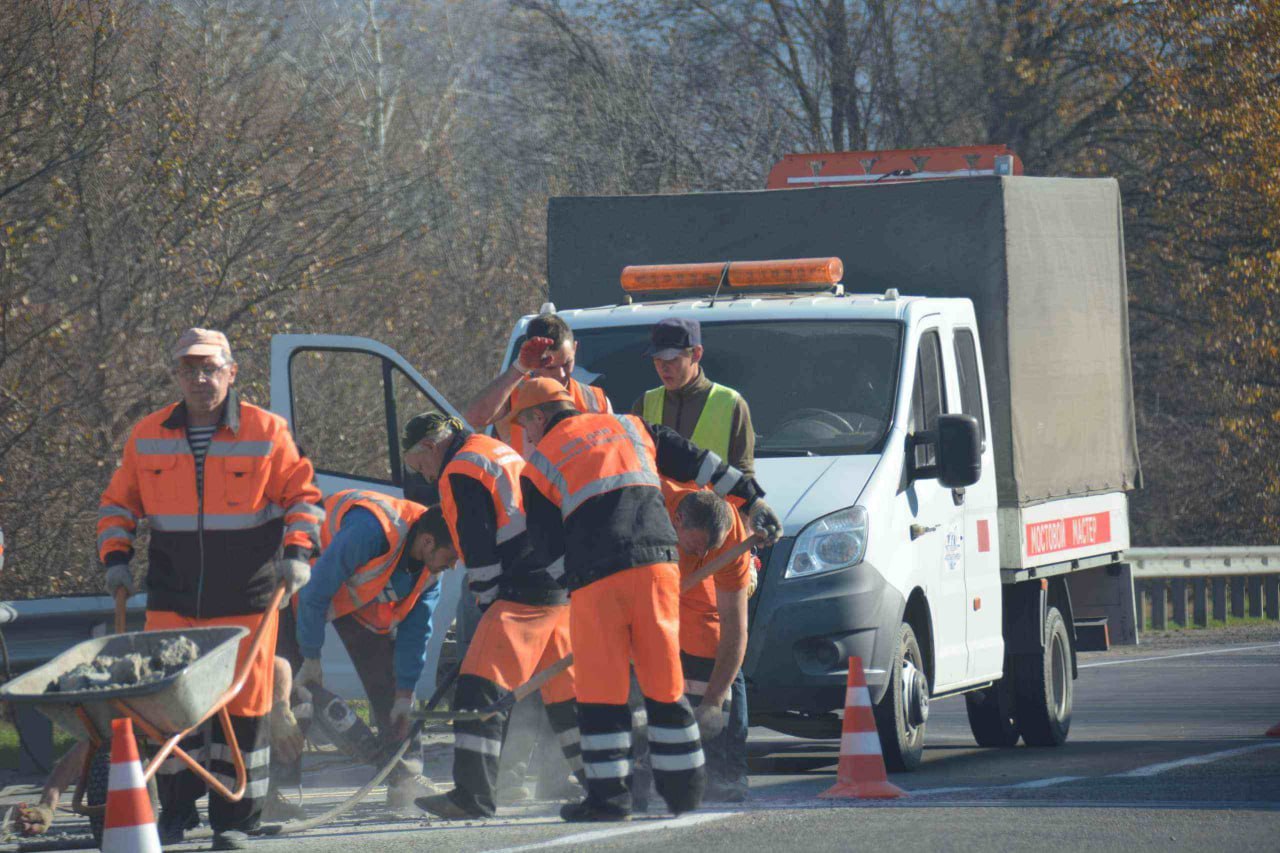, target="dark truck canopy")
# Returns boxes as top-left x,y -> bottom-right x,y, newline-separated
546,176 -> 1141,508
